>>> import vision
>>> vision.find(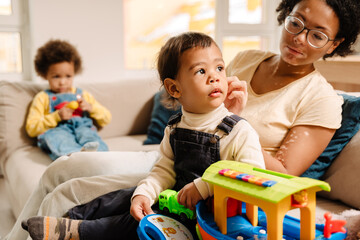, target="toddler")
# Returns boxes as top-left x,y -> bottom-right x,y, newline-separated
26,39 -> 111,160
22,32 -> 264,240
